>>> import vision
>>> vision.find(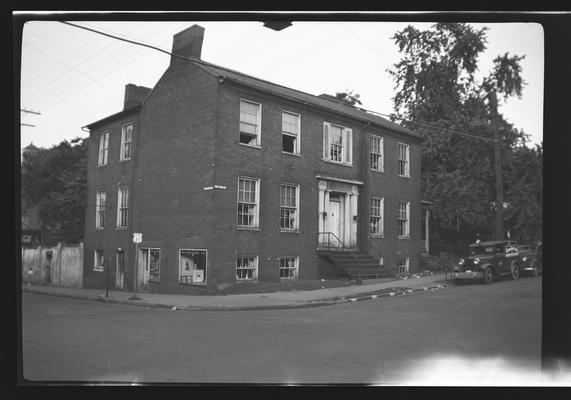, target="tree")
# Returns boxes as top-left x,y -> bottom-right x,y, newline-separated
335,90 -> 363,106
21,137 -> 88,244
388,23 -> 540,252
